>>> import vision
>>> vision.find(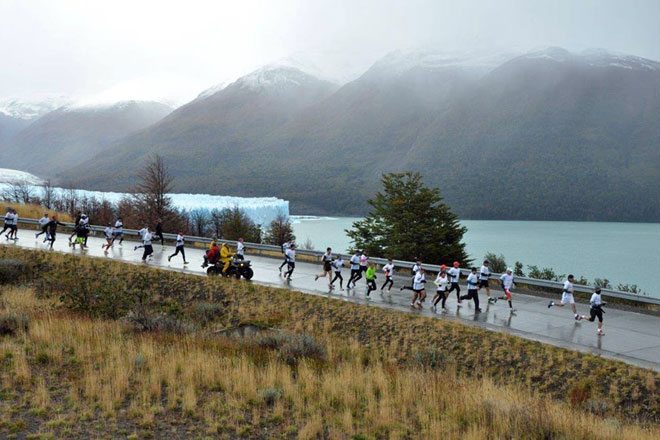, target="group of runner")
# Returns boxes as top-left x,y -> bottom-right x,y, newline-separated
4,207 -> 608,334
